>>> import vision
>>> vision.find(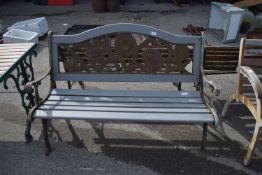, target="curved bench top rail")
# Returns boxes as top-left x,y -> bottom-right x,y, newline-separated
52,23 -> 201,45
